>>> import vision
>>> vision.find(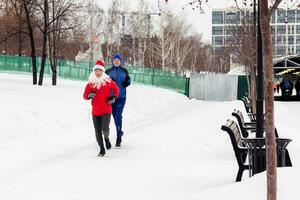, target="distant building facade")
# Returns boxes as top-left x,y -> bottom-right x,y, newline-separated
212,8 -> 300,58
